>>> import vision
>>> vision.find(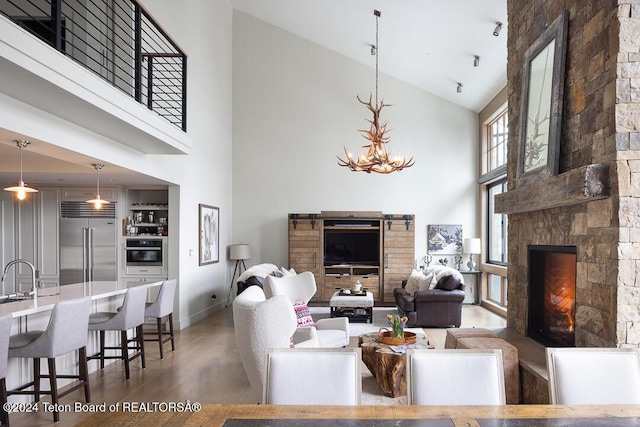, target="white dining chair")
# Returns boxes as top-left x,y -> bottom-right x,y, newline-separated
407,348 -> 506,405
546,347 -> 640,404
263,347 -> 362,405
